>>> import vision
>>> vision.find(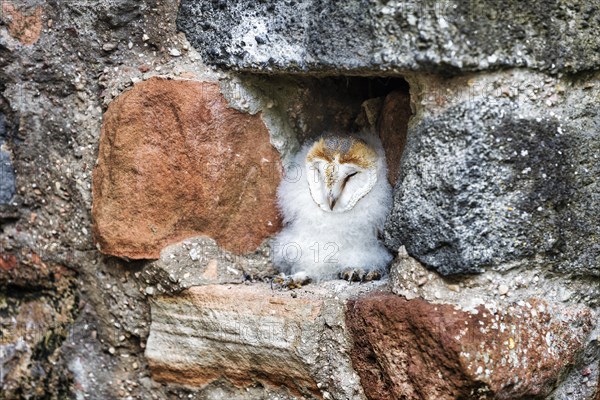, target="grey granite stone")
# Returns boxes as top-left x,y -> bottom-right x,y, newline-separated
178,0 -> 600,74
384,71 -> 600,277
